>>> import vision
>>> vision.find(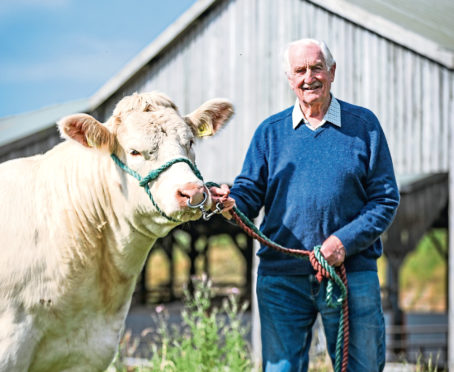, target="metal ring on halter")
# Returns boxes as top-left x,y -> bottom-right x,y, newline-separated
186,192 -> 208,208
